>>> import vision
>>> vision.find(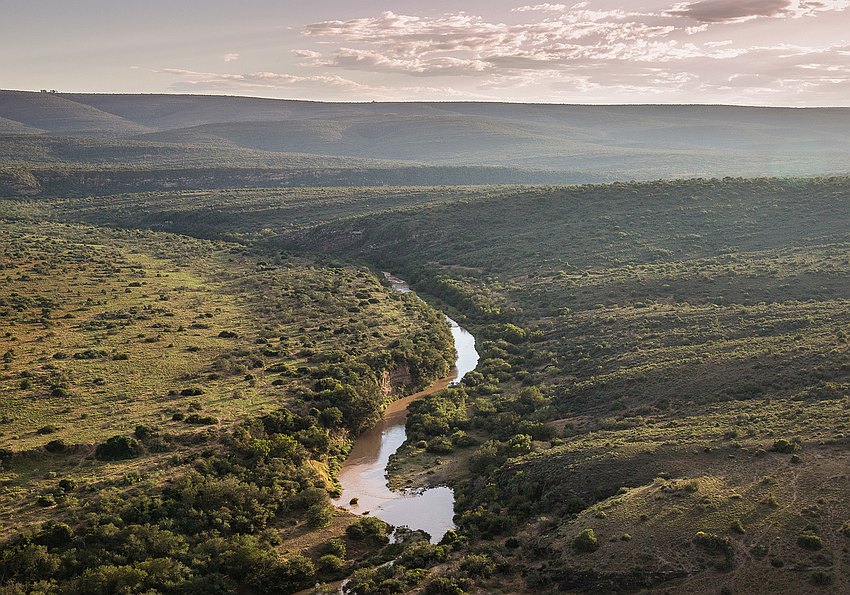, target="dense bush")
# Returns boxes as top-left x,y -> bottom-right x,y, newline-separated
95,435 -> 143,460
346,517 -> 390,544
797,532 -> 823,551
572,528 -> 599,553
